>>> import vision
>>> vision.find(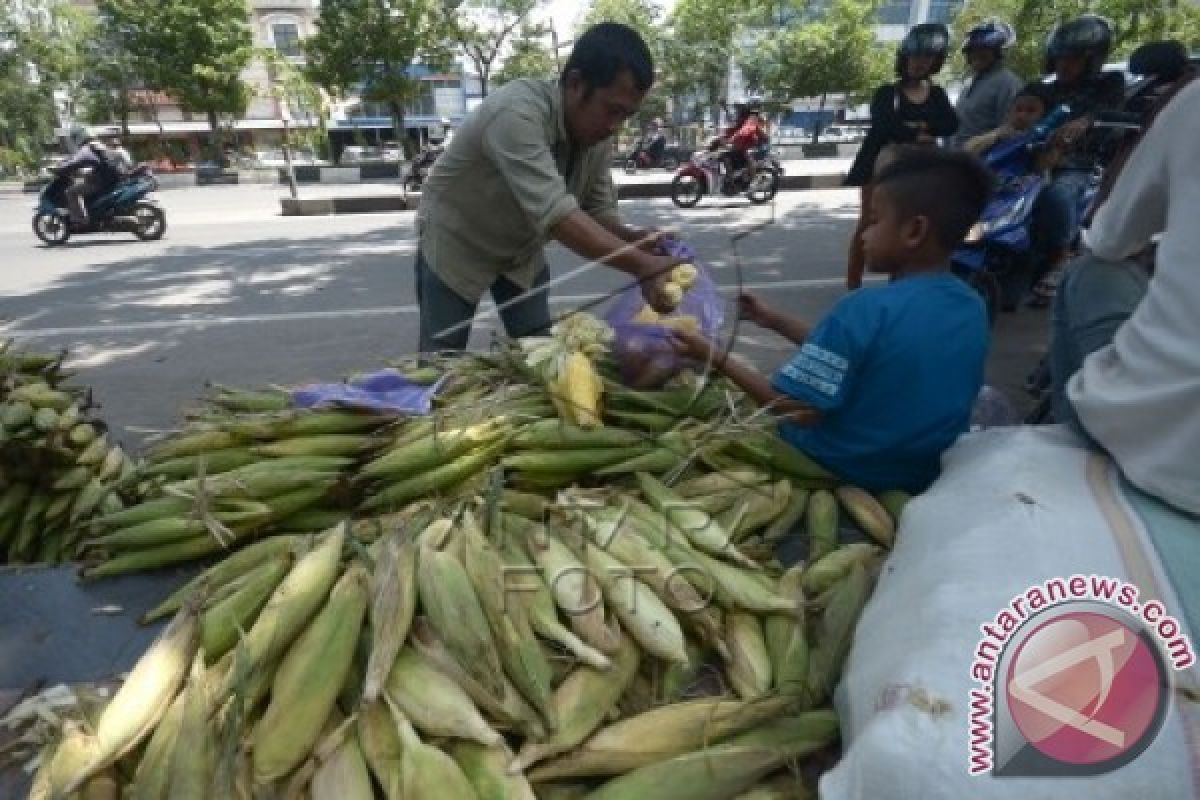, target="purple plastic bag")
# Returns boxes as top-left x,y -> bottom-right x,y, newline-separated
605,239 -> 725,388
291,369 -> 447,415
